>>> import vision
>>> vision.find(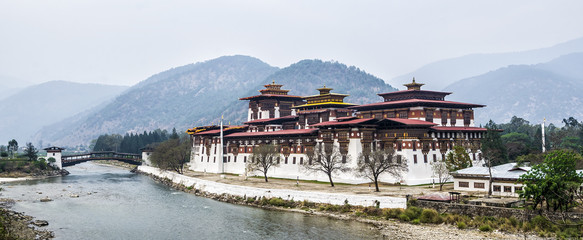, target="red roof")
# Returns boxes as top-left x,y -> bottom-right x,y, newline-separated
226,128 -> 318,138
243,115 -> 297,124
193,126 -> 248,135
335,116 -> 358,121
385,118 -> 437,126
239,94 -> 303,100
430,126 -> 488,132
297,109 -> 328,114
350,99 -> 485,110
310,118 -> 376,127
